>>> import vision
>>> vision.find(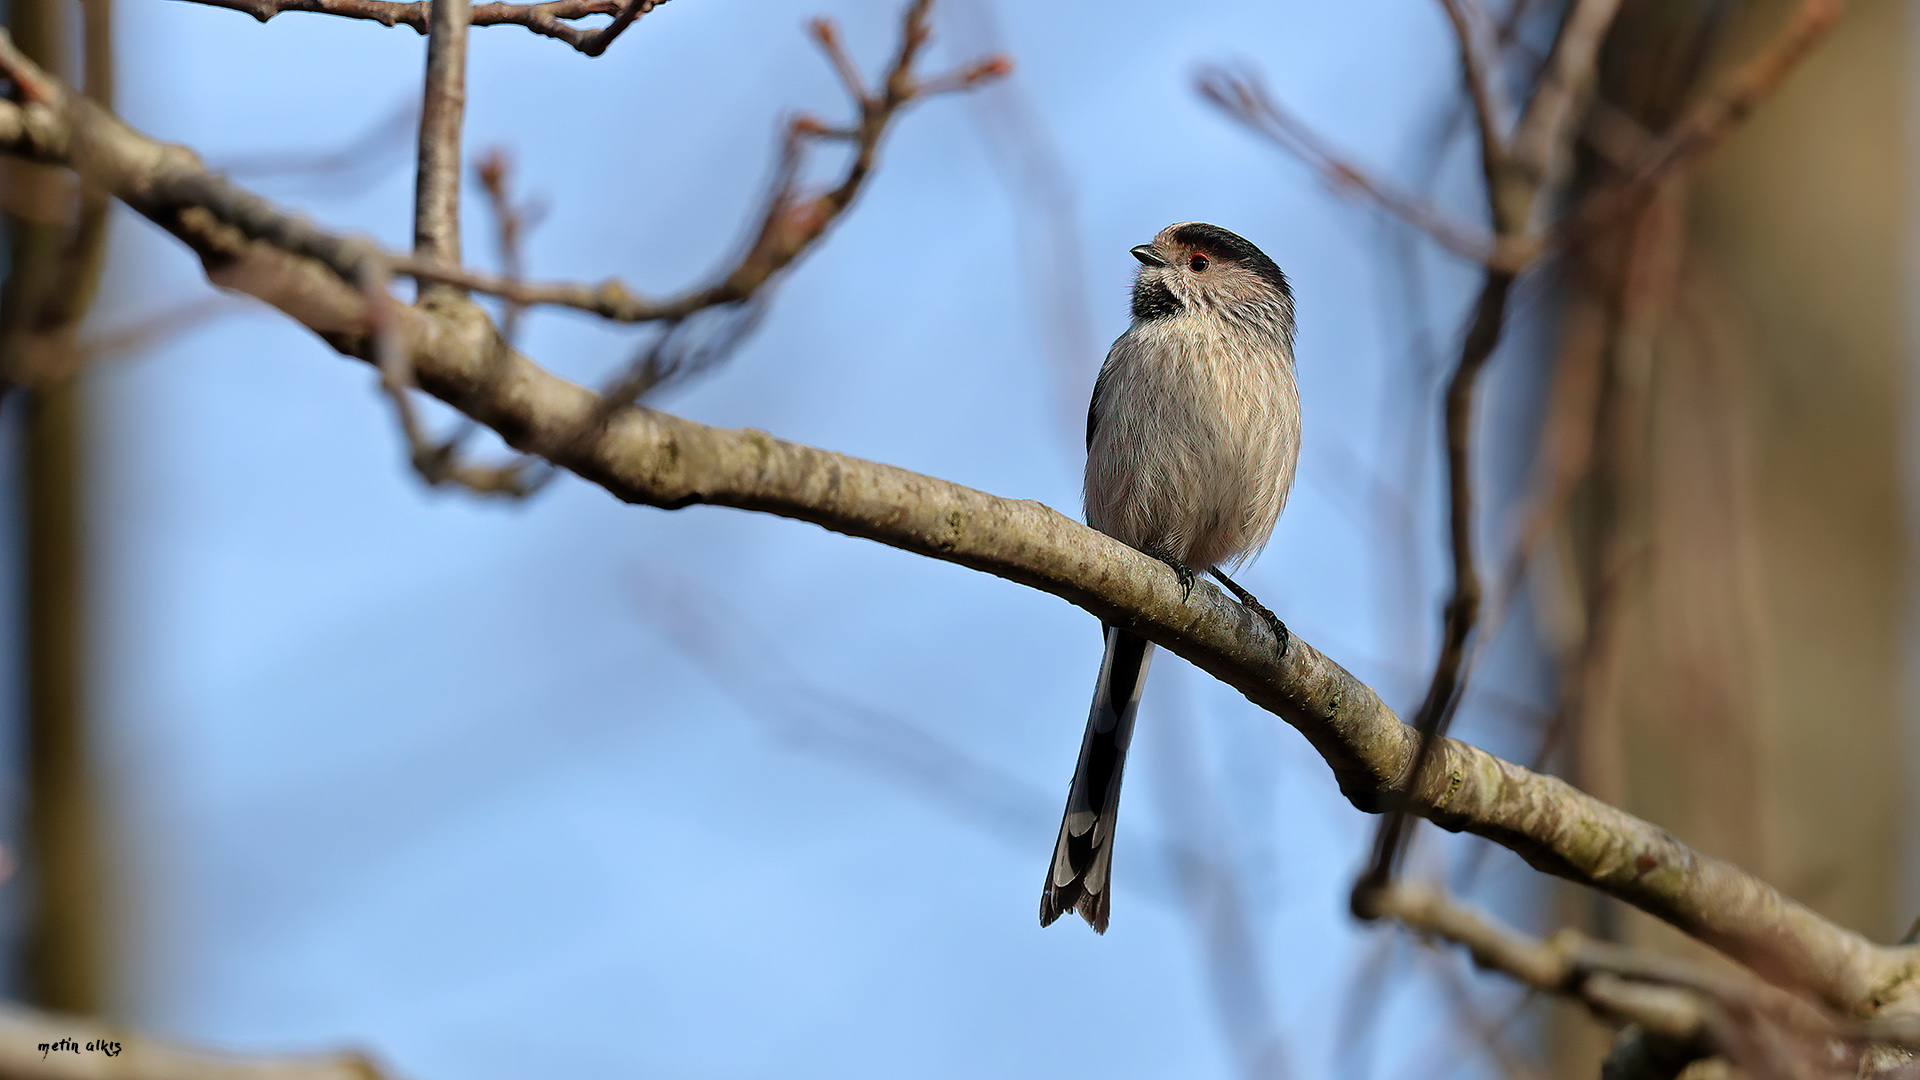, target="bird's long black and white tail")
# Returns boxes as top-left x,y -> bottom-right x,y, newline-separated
1040,626 -> 1155,933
